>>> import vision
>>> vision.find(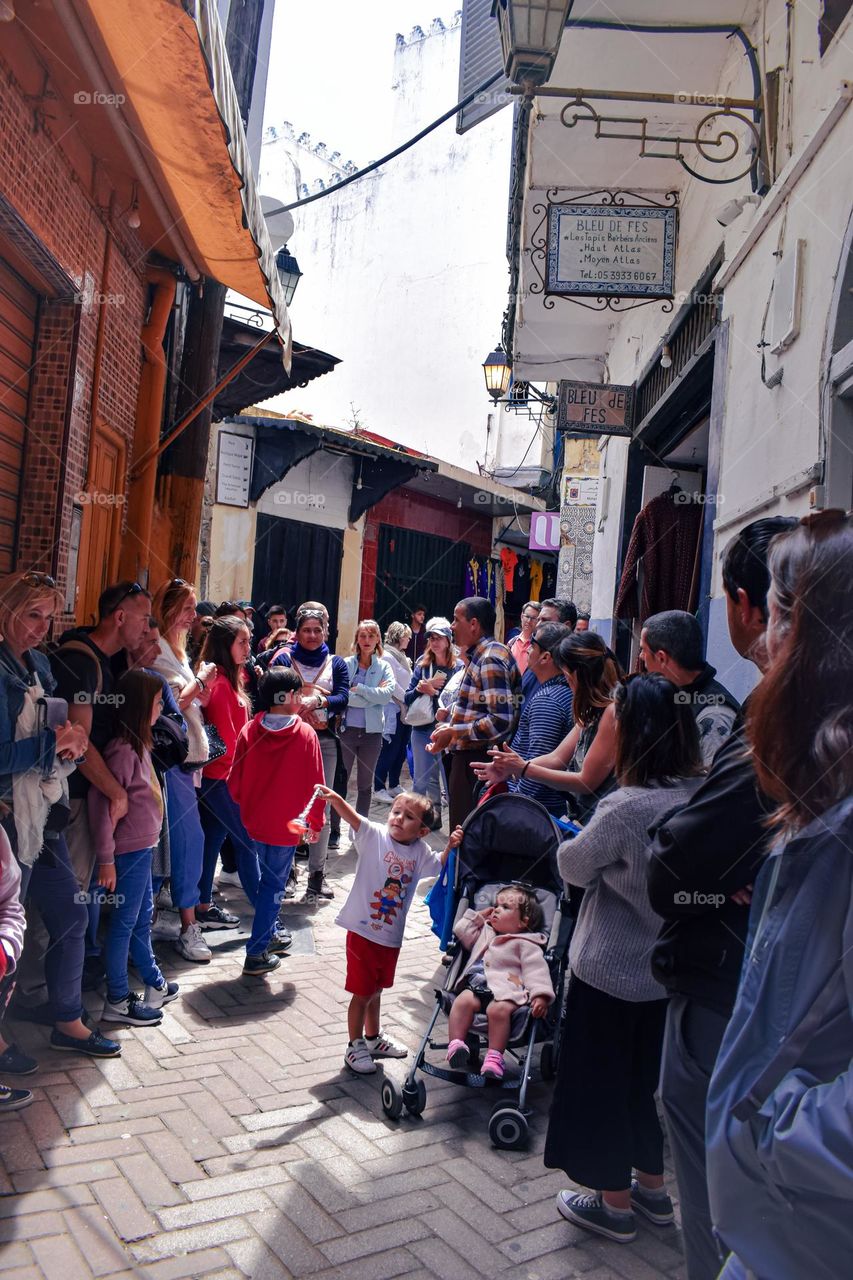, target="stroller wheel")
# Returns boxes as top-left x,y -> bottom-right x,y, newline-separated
489,1105 -> 529,1151
540,1042 -> 556,1081
381,1077 -> 404,1120
402,1079 -> 427,1116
